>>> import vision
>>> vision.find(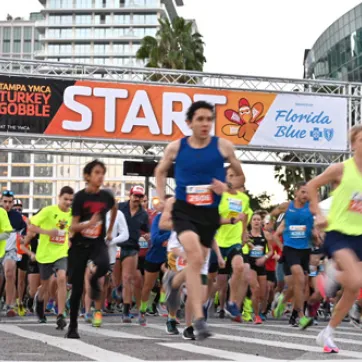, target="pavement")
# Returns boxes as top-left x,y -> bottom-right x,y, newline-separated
0,314 -> 362,362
